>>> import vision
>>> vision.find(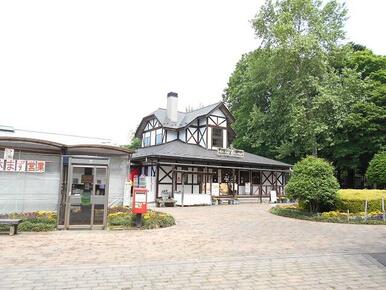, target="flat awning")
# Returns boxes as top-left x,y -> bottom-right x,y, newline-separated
0,137 -> 133,156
